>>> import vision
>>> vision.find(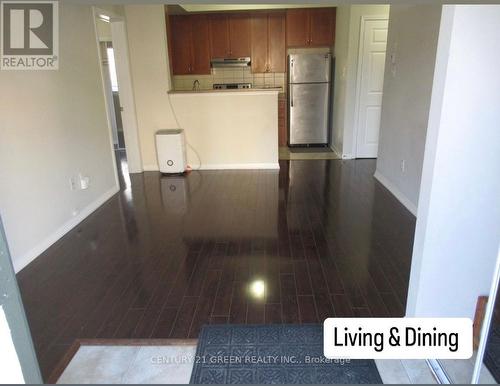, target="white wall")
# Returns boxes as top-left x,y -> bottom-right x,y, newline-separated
375,5 -> 442,215
332,5 -> 390,158
0,3 -> 118,272
169,91 -> 279,169
406,5 -> 500,318
331,5 -> 350,156
124,5 -> 177,170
